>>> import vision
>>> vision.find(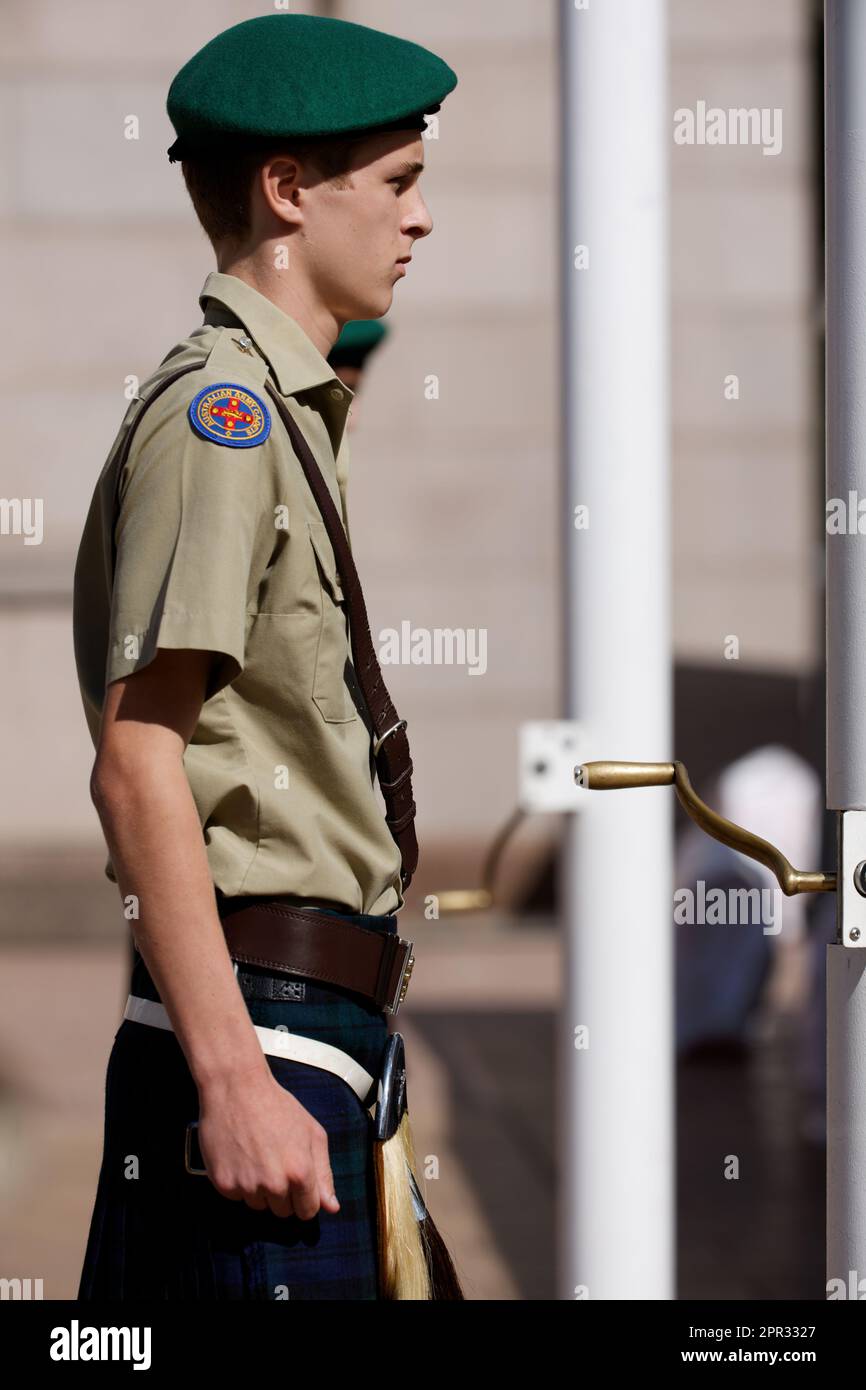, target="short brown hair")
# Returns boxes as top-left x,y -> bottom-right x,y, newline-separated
181,136 -> 361,245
